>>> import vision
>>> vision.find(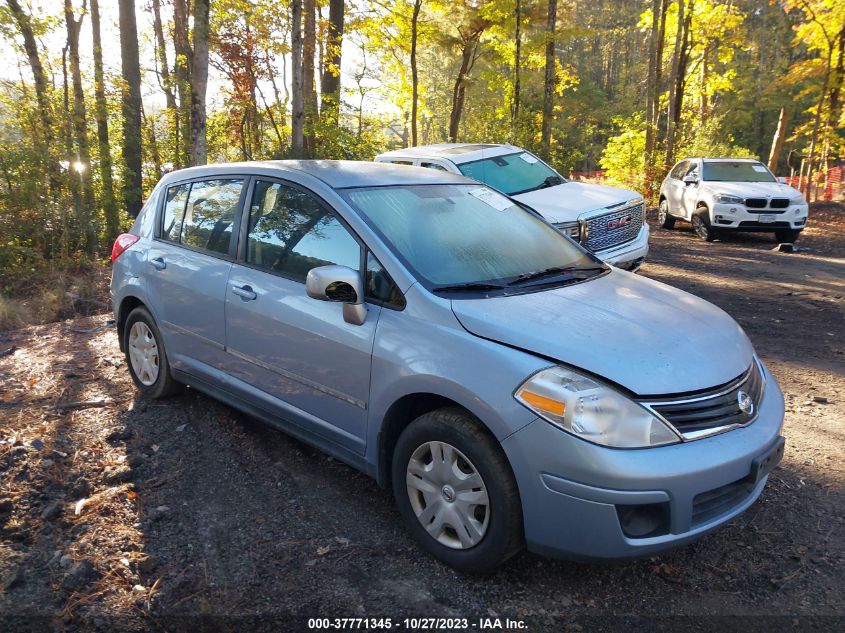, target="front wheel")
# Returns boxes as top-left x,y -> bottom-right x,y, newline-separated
657,199 -> 676,229
392,408 -> 524,572
775,229 -> 802,244
691,208 -> 716,242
